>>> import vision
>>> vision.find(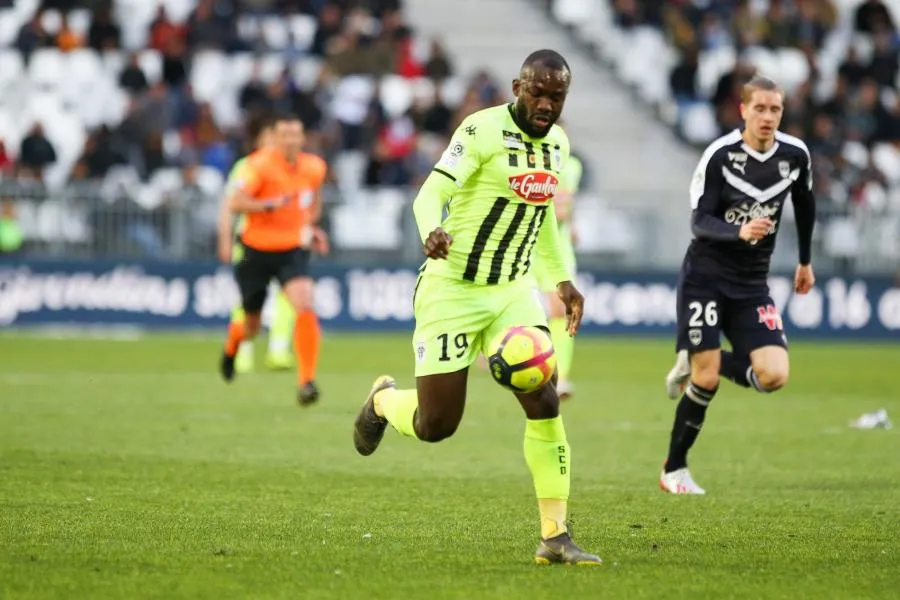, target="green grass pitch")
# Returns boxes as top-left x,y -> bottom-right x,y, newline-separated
1,332 -> 898,599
